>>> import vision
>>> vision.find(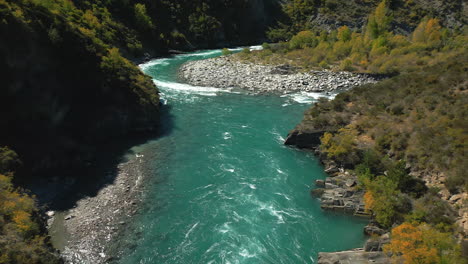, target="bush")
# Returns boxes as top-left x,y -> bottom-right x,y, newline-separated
221,48 -> 232,56
262,42 -> 271,50
289,31 -> 317,49
340,59 -> 354,71
364,176 -> 411,228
